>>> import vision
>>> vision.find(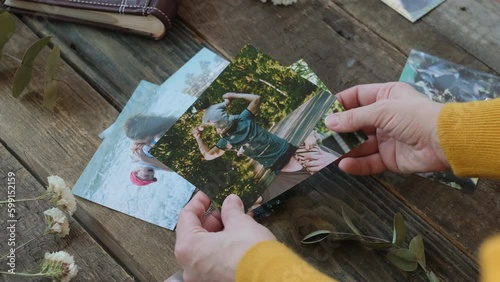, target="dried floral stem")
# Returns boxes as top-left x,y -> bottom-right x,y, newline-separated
0,193 -> 53,204
3,52 -> 22,64
0,270 -> 61,277
0,233 -> 46,260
